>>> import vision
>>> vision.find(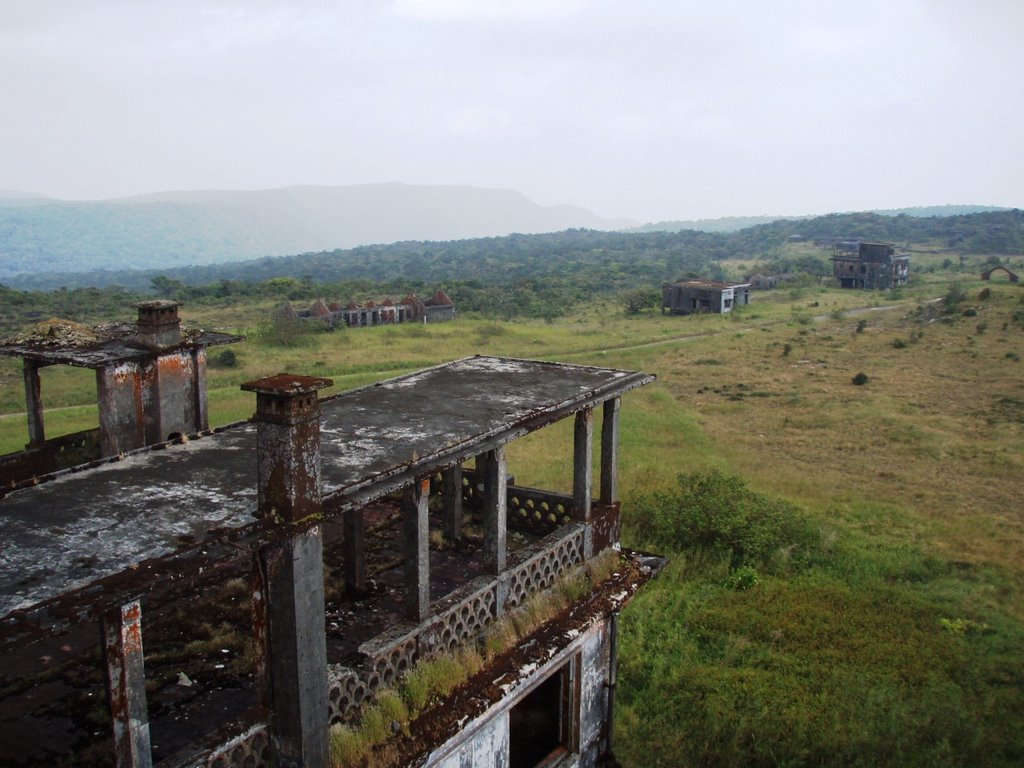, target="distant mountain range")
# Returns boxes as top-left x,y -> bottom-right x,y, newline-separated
627,206 -> 1013,234
0,183 -> 634,281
